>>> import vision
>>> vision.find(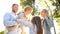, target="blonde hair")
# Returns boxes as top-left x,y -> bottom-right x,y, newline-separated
24,5 -> 33,12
